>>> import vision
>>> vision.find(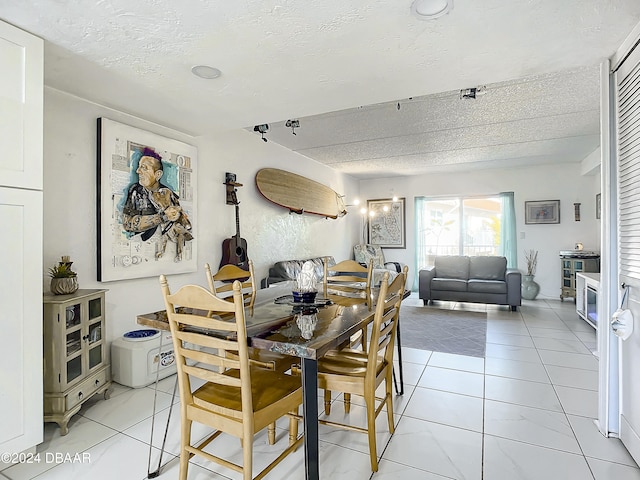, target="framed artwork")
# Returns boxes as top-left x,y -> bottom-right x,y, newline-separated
596,193 -> 601,219
97,118 -> 198,281
524,200 -> 560,224
367,198 -> 406,248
